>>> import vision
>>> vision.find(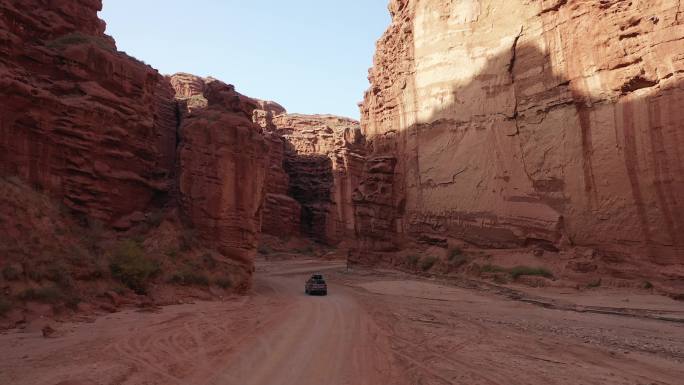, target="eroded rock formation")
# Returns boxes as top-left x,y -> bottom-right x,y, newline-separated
0,1 -> 271,280
0,0 -> 177,226
260,132 -> 302,238
272,114 -> 365,244
356,0 -> 684,265
170,74 -> 270,262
